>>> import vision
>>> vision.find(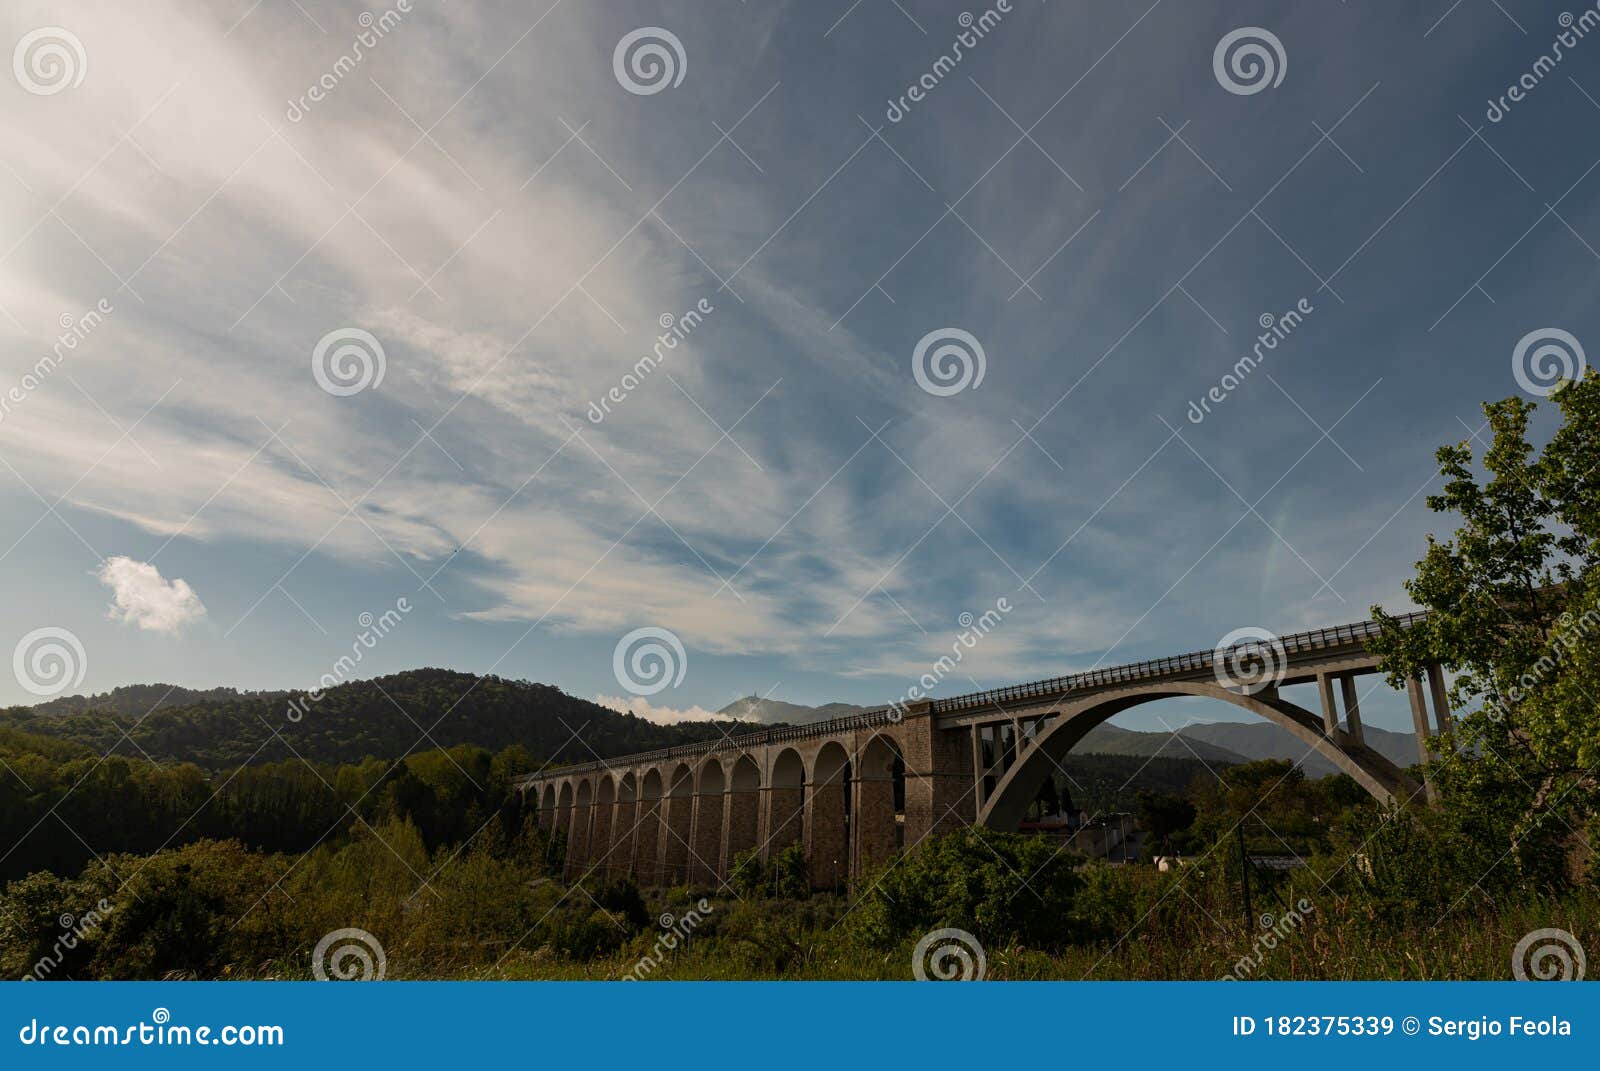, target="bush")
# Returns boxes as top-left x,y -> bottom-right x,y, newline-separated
730,844 -> 809,899
851,827 -> 1084,950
